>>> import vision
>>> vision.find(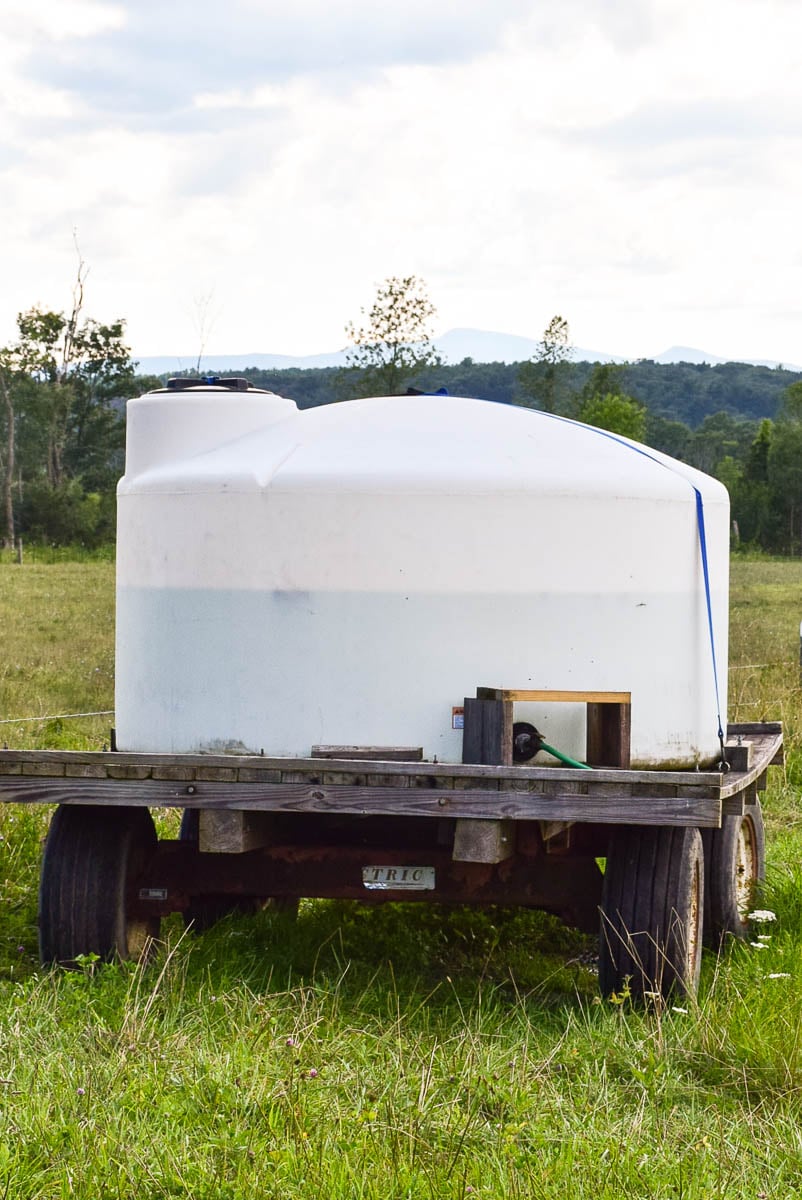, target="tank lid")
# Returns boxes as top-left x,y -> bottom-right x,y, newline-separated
162,376 -> 258,393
